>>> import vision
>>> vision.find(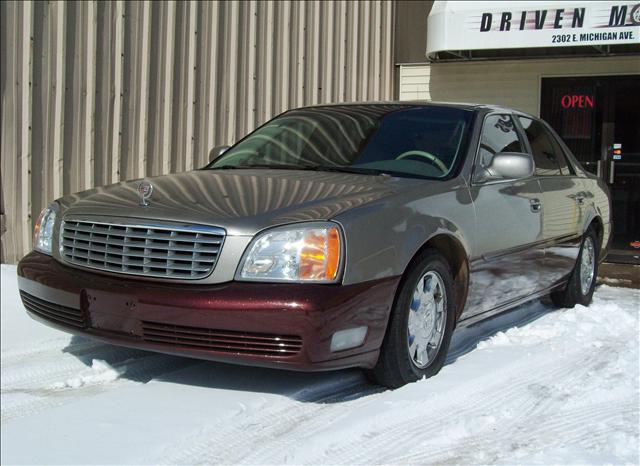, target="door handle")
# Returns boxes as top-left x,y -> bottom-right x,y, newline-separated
530,198 -> 541,213
609,160 -> 615,184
